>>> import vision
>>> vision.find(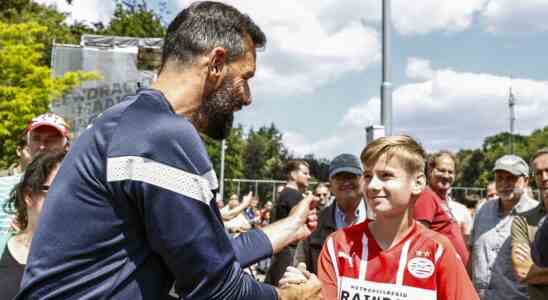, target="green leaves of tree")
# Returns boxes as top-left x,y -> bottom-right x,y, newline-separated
0,21 -> 97,169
